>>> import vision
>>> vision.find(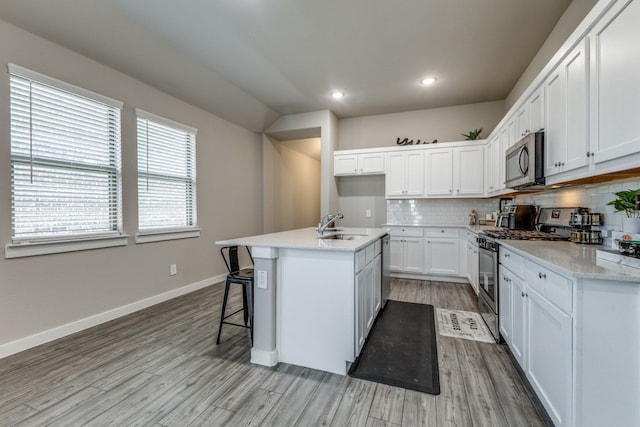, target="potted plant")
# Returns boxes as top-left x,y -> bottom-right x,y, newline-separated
607,188 -> 640,233
462,128 -> 483,140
